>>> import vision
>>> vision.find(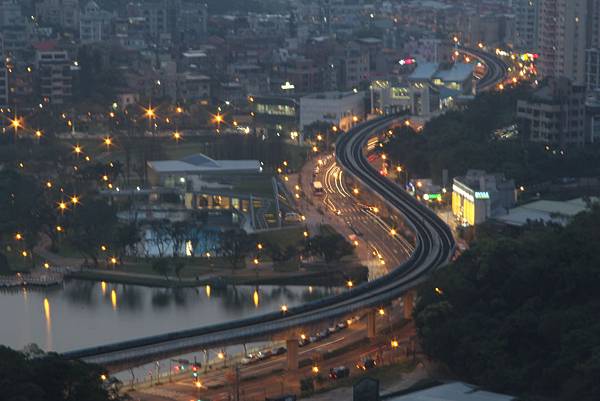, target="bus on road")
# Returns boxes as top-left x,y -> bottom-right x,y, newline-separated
313,181 -> 324,195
